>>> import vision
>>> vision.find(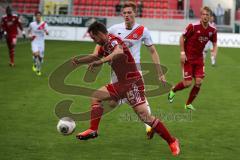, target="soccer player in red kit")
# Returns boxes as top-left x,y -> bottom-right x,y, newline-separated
168,6 -> 218,110
0,6 -> 25,66
72,21 -> 180,156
